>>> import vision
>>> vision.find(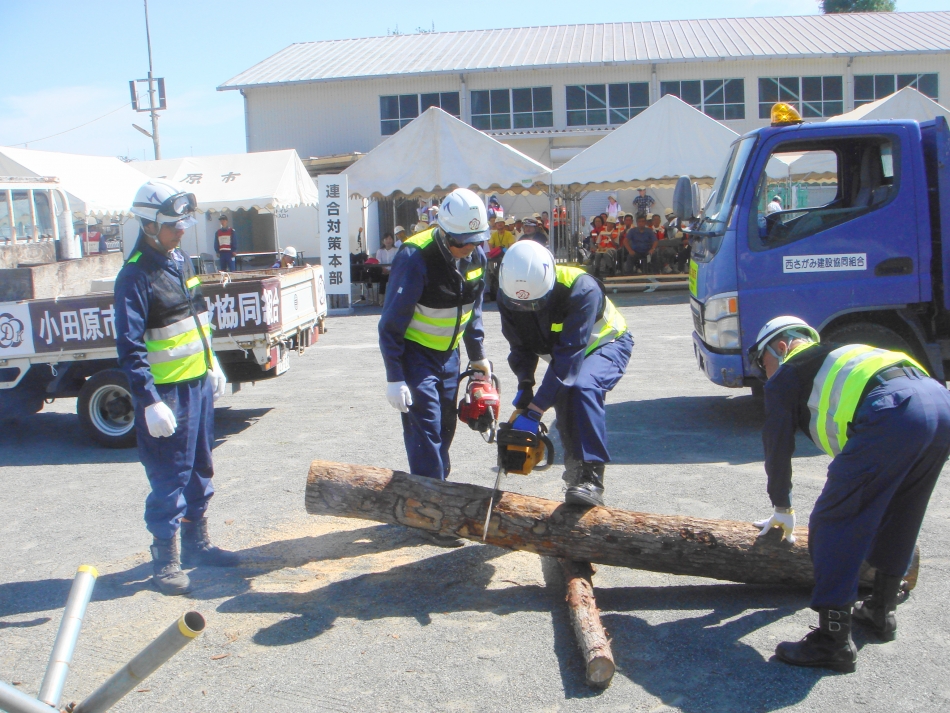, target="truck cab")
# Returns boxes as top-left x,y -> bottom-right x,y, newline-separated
689,106 -> 950,389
